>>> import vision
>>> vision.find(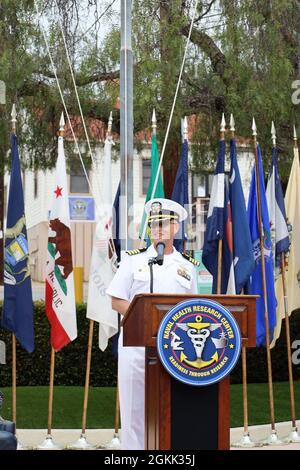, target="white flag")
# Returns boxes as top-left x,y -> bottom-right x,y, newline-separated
271,147 -> 300,347
45,127 -> 77,351
87,138 -> 118,351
